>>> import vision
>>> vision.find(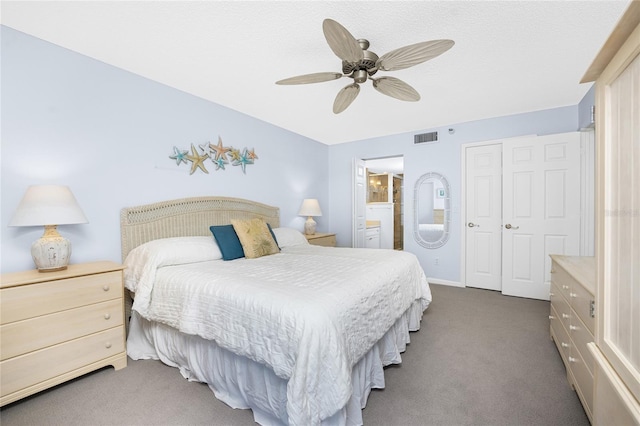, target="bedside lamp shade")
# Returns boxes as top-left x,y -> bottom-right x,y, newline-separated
298,198 -> 322,235
9,185 -> 88,272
